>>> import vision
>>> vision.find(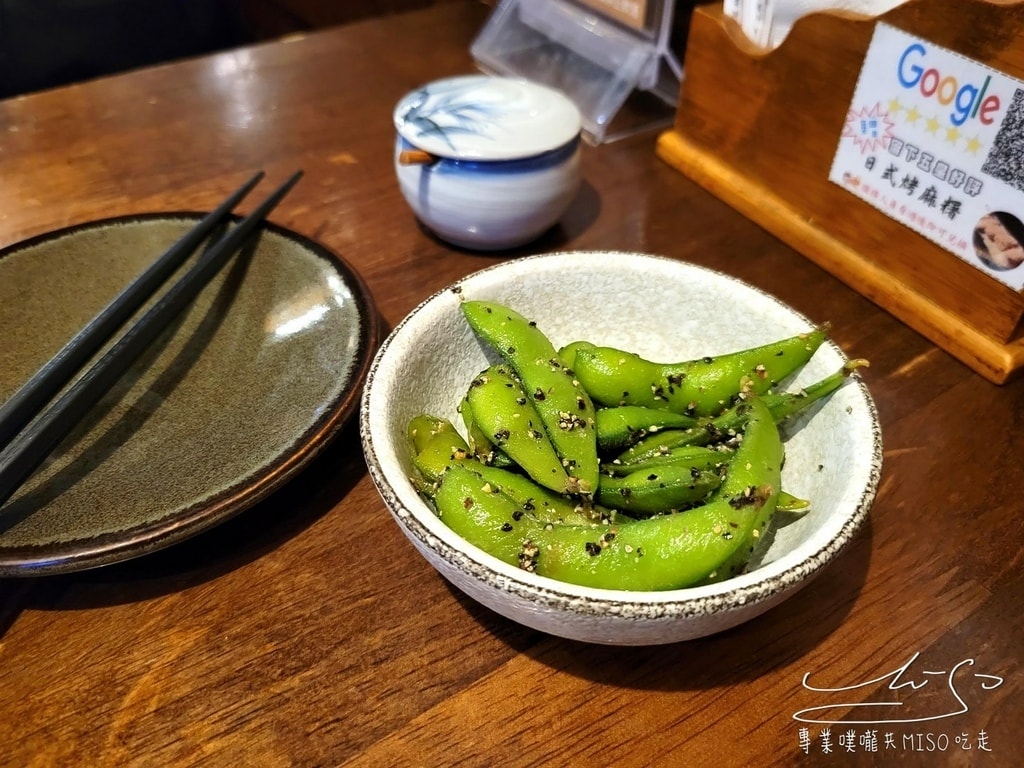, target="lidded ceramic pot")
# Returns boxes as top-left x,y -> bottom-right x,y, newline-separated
393,74 -> 582,251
